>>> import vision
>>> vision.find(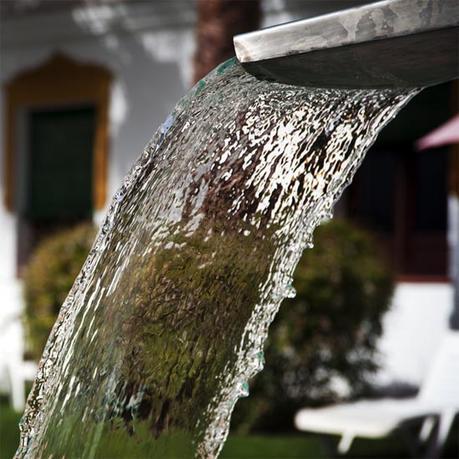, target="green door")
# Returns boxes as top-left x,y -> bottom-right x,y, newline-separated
17,106 -> 96,270
25,106 -> 95,219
